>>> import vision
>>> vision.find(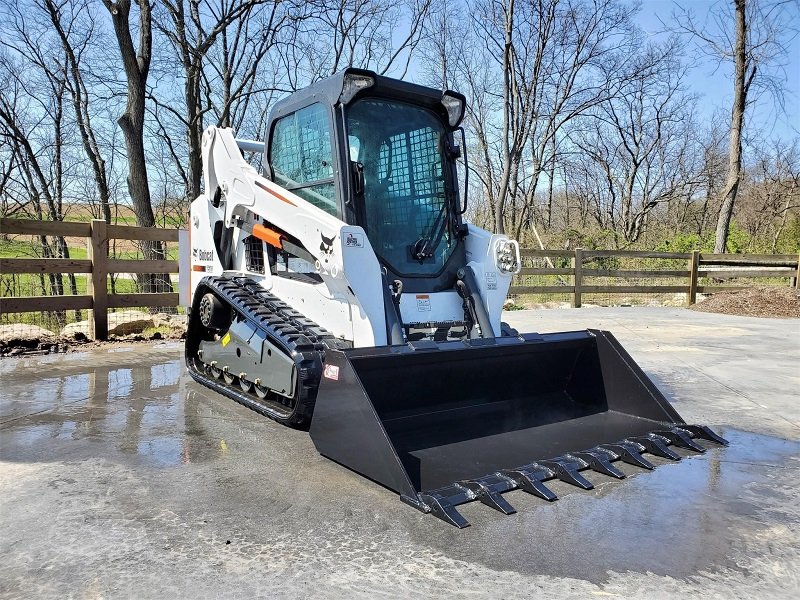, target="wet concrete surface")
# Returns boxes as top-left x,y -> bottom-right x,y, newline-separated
1,308 -> 798,598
